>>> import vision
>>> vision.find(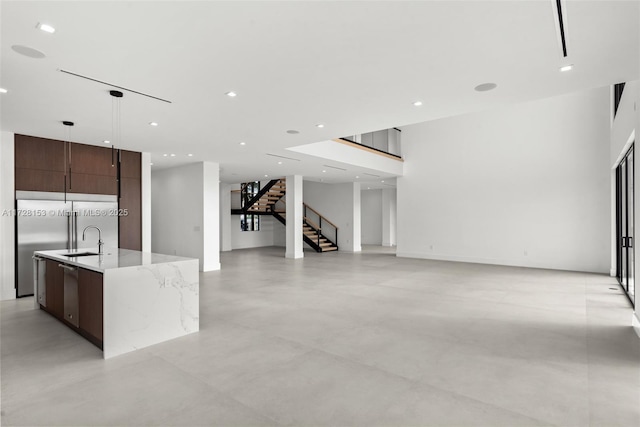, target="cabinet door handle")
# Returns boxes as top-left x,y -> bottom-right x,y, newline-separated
57,264 -> 76,272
